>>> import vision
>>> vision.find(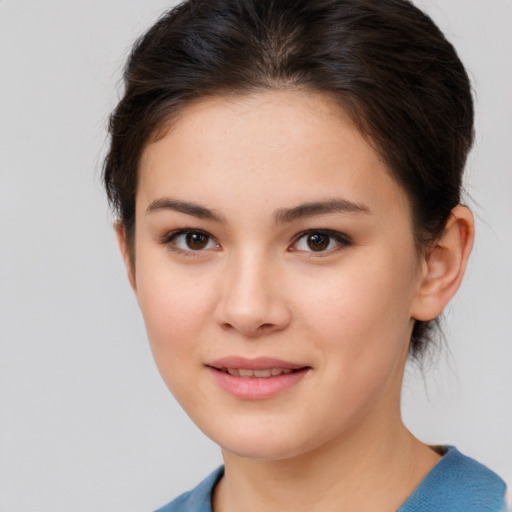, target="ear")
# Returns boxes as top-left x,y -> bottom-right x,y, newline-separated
411,205 -> 475,321
114,221 -> 137,292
